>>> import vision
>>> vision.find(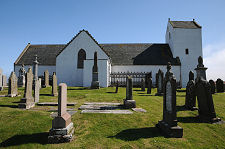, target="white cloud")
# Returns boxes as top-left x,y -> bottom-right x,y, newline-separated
203,43 -> 225,81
